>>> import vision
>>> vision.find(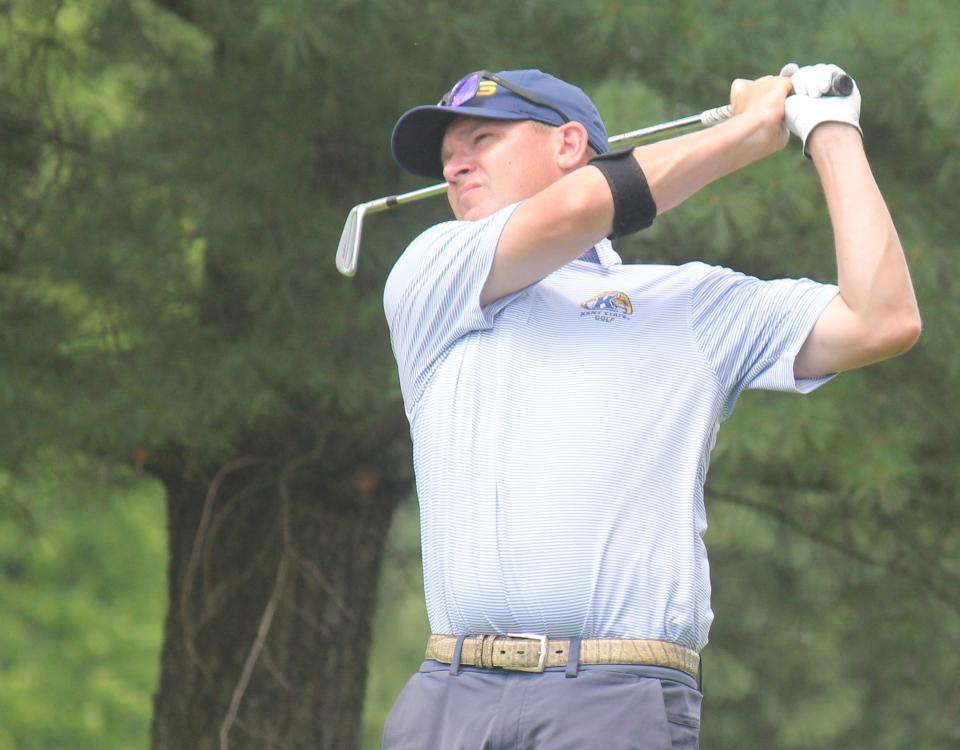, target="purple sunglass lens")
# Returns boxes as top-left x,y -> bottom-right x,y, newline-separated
447,72 -> 482,107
